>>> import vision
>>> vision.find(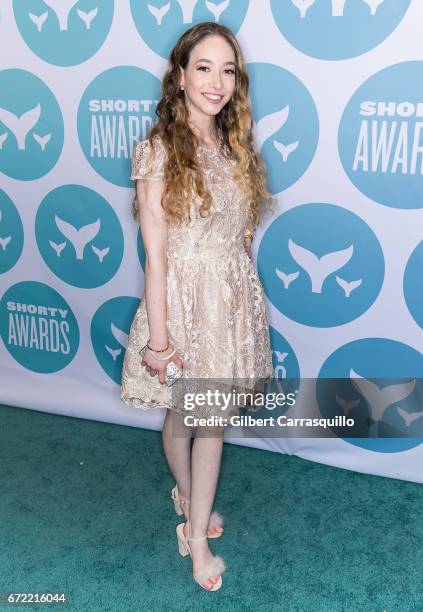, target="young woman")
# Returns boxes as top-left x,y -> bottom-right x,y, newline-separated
121,22 -> 275,592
